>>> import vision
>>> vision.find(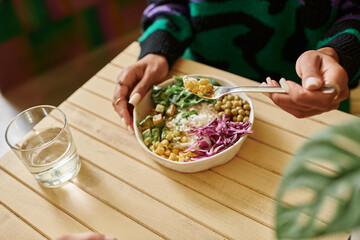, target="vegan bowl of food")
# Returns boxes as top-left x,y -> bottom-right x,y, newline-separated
133,75 -> 254,172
